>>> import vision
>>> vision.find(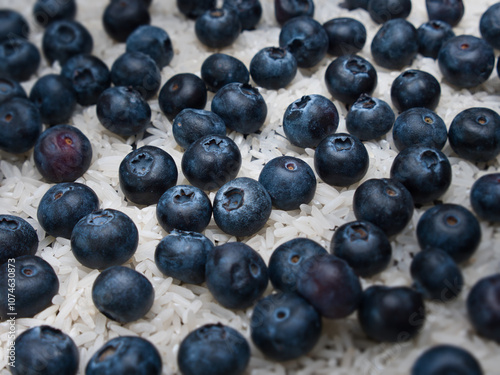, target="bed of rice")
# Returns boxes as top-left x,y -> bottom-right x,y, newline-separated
0,0 -> 499,373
